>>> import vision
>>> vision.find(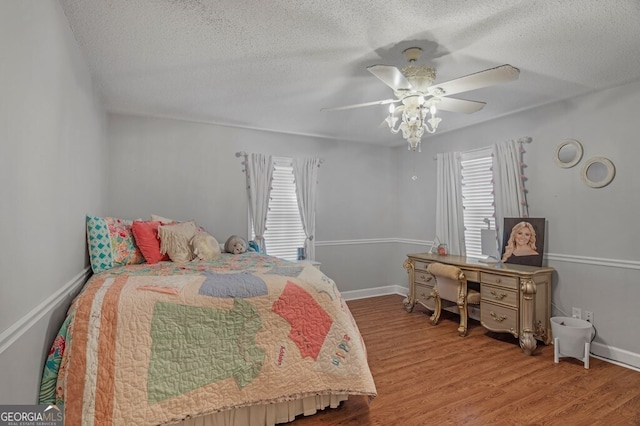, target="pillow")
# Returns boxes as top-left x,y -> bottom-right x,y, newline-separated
158,221 -> 197,263
150,214 -> 175,224
86,215 -> 145,273
151,214 -> 208,233
131,221 -> 170,264
191,232 -> 222,261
